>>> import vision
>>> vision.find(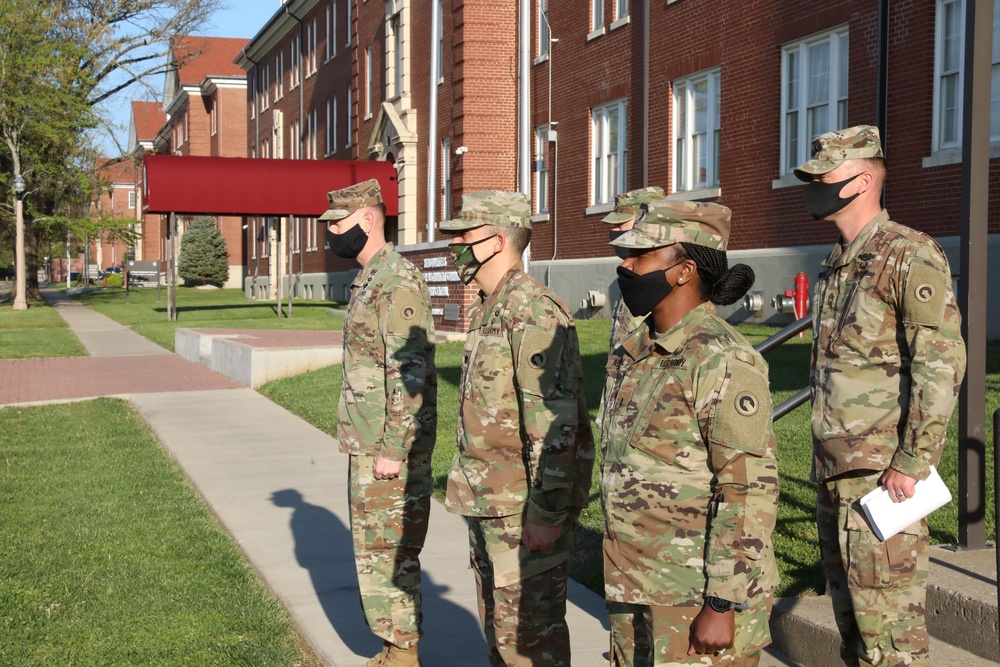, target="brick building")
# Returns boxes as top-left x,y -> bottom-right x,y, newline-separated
90,159 -> 140,272
234,0 -> 998,334
127,36 -> 249,288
